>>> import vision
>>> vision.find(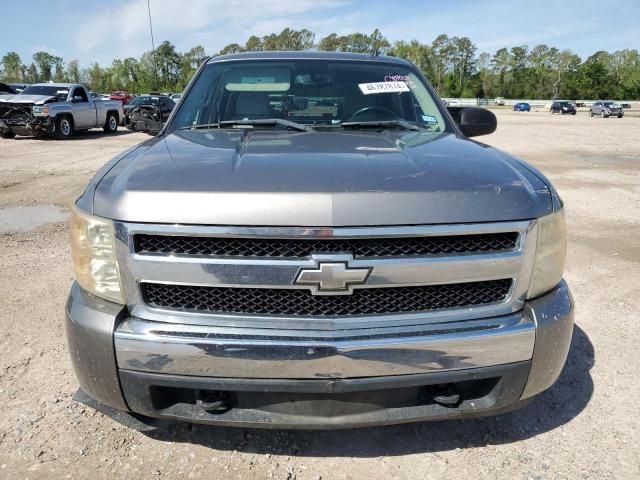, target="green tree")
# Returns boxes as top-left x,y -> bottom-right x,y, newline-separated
317,33 -> 345,51
389,40 -> 434,80
431,34 -> 455,93
369,29 -> 390,55
475,52 -> 493,96
219,43 -> 244,55
154,41 -> 181,90
32,51 -> 62,81
179,46 -> 207,88
67,59 -> 81,83
1,52 -> 23,82
25,63 -> 38,83
318,30 -> 390,55
491,48 -> 511,96
453,37 -> 477,95
509,46 -> 529,97
550,49 -> 580,98
244,36 -> 263,52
